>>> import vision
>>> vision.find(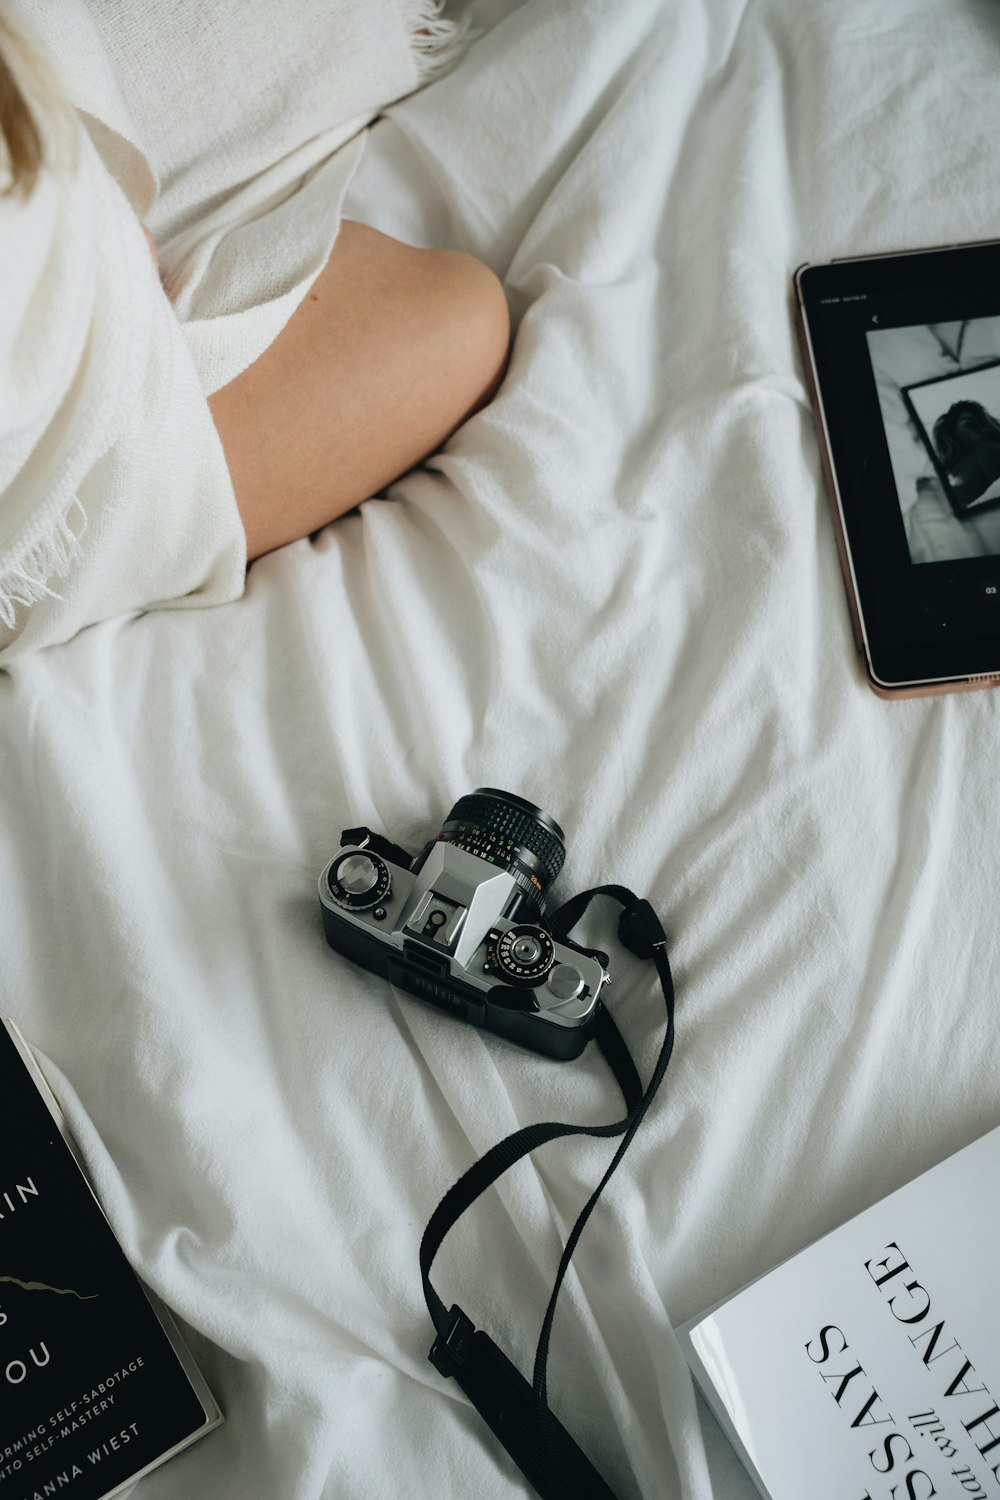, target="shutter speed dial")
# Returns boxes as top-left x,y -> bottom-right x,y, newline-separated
327,851 -> 391,911
492,924 -> 555,985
